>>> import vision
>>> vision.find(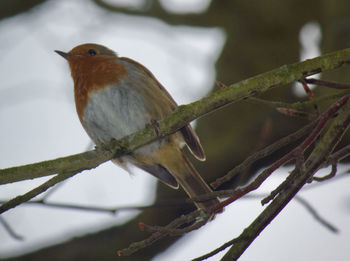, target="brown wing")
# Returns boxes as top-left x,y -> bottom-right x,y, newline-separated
112,158 -> 178,188
135,163 -> 179,189
180,125 -> 206,161
120,57 -> 206,161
